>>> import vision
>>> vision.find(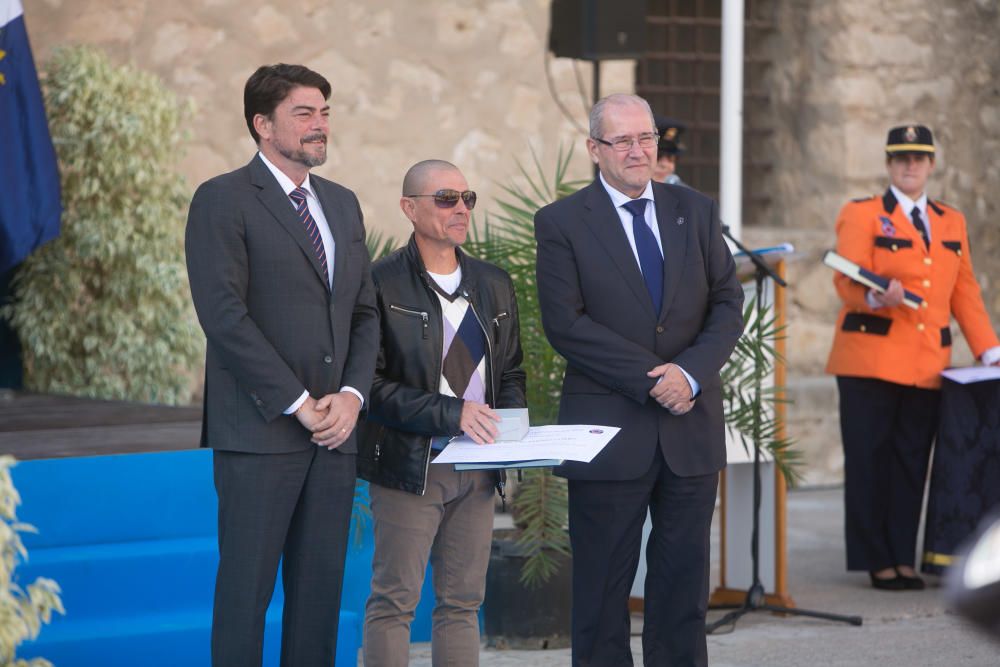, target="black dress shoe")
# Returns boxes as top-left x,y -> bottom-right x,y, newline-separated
895,570 -> 926,590
869,572 -> 907,591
